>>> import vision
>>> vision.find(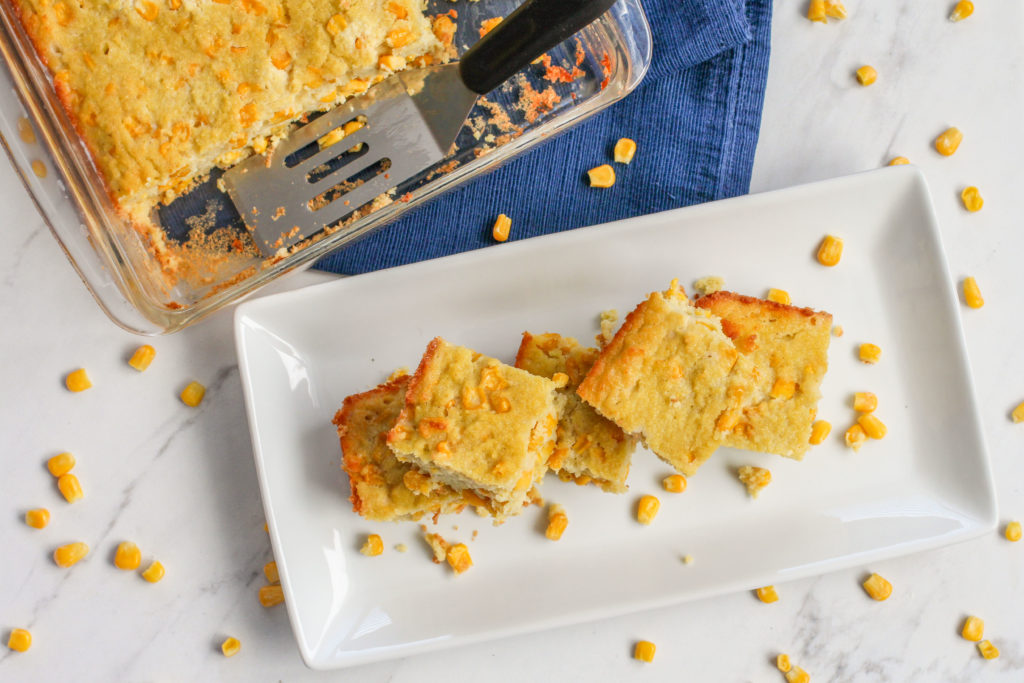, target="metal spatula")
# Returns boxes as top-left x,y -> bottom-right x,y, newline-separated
221,0 -> 619,256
